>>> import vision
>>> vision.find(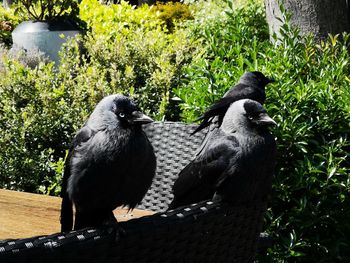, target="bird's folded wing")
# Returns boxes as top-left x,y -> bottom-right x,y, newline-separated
195,125 -> 219,157
172,140 -> 239,202
61,126 -> 96,195
193,84 -> 256,135
72,126 -> 96,148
